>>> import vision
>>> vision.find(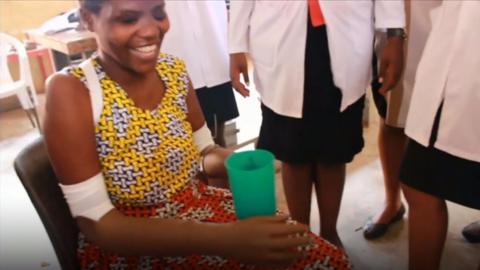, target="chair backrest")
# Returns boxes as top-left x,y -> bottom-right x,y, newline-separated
14,137 -> 79,270
0,32 -> 38,108
0,39 -> 14,84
